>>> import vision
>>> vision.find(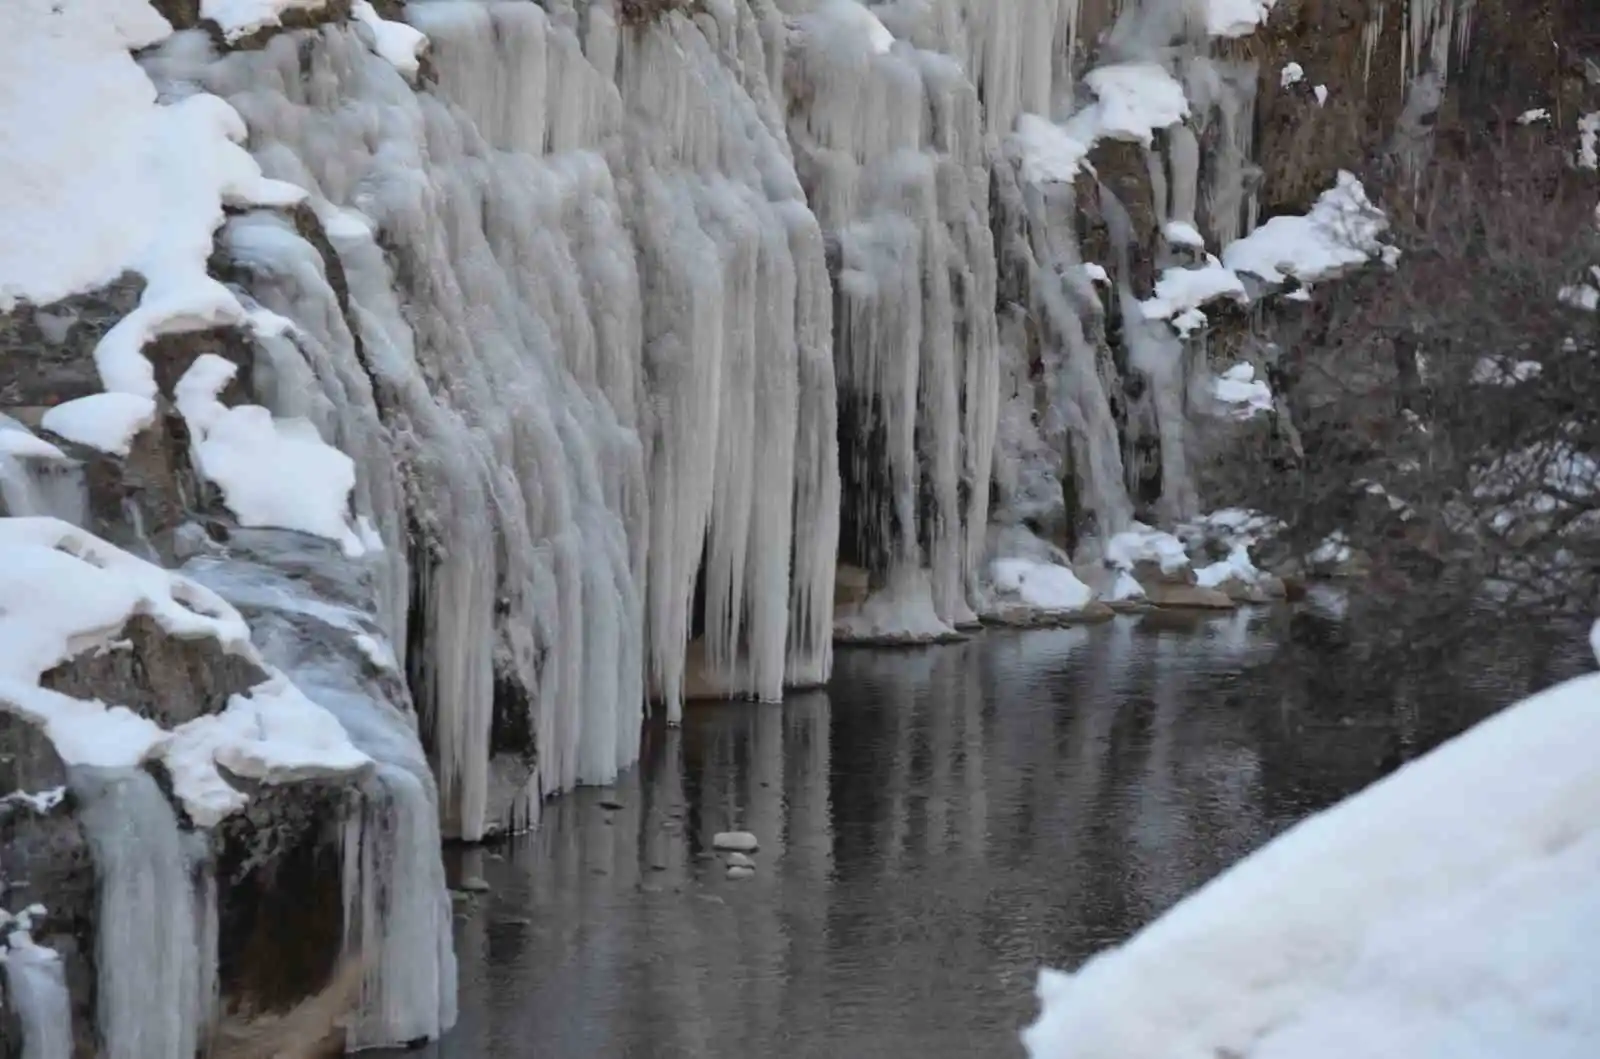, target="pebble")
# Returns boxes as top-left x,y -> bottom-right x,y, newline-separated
712,831 -> 759,853
725,852 -> 755,869
599,798 -> 624,811
460,876 -> 491,893
726,865 -> 756,881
